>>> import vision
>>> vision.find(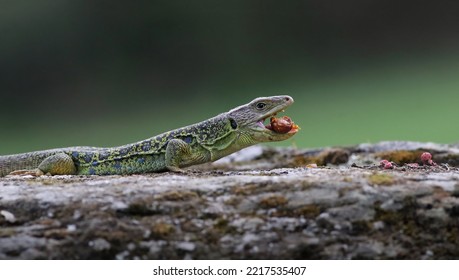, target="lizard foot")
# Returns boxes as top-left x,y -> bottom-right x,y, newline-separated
166,166 -> 188,174
8,169 -> 45,177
